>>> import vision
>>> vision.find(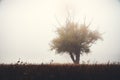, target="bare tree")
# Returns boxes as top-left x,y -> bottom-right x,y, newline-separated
50,18 -> 102,64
